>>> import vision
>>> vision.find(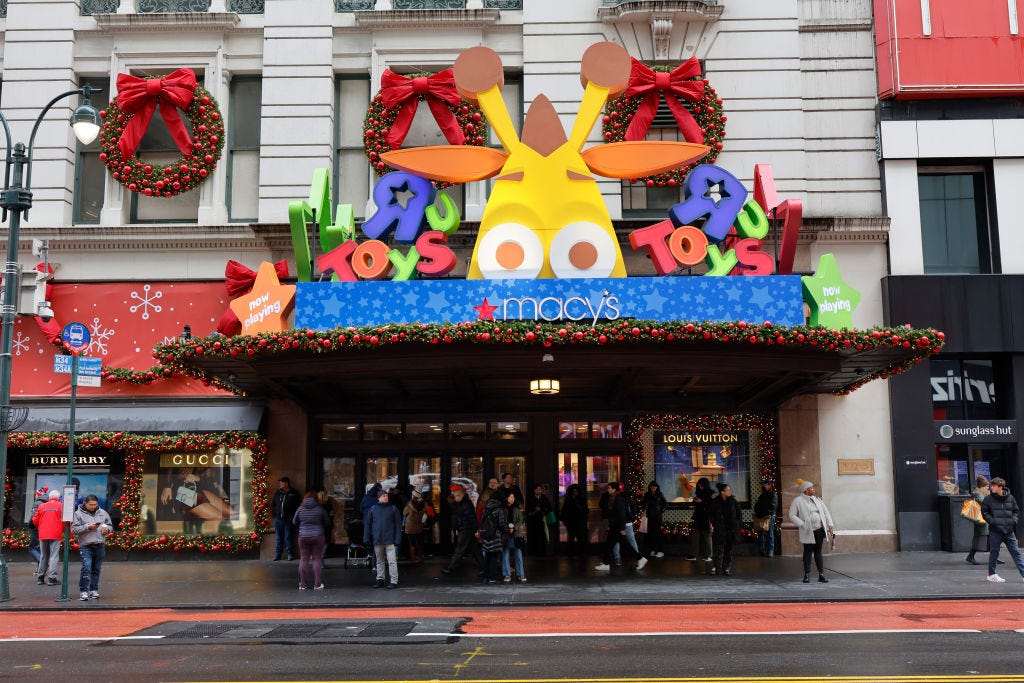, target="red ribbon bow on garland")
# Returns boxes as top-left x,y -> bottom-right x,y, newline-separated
378,68 -> 465,148
216,259 -> 290,337
622,57 -> 705,143
115,68 -> 198,159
